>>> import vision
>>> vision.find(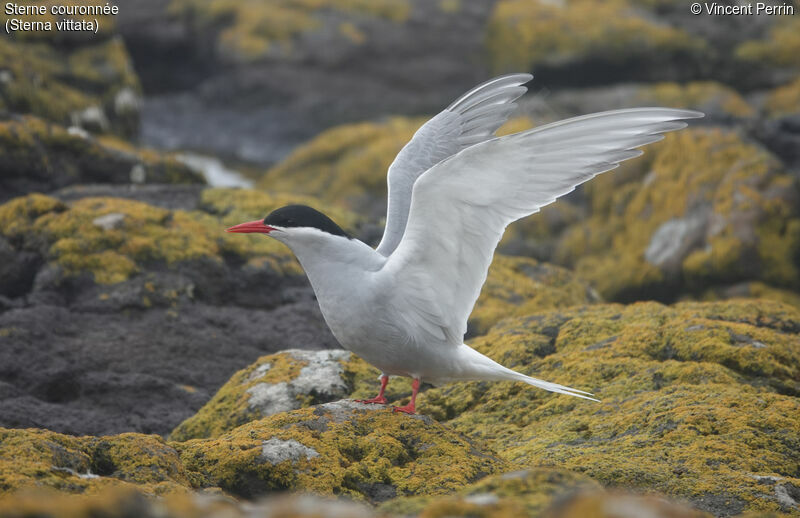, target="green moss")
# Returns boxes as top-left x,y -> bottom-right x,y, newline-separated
0,428 -> 191,496
168,0 -> 410,63
554,128 -> 800,300
173,402 -> 507,500
637,82 -> 754,118
486,0 -> 706,73
414,300 -> 800,514
258,117 -> 425,215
